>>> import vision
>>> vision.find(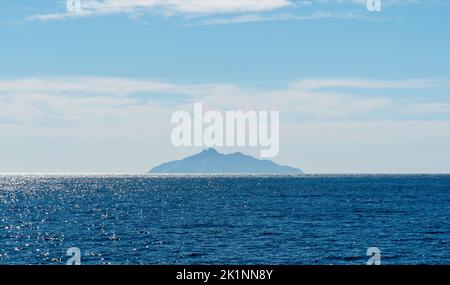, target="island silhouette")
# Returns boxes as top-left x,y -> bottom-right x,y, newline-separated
149,148 -> 303,174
